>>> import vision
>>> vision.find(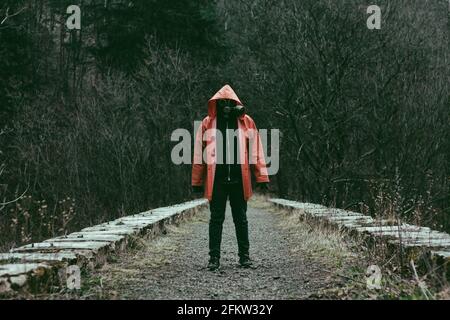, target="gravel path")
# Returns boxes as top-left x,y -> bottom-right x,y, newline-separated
81,199 -> 349,300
